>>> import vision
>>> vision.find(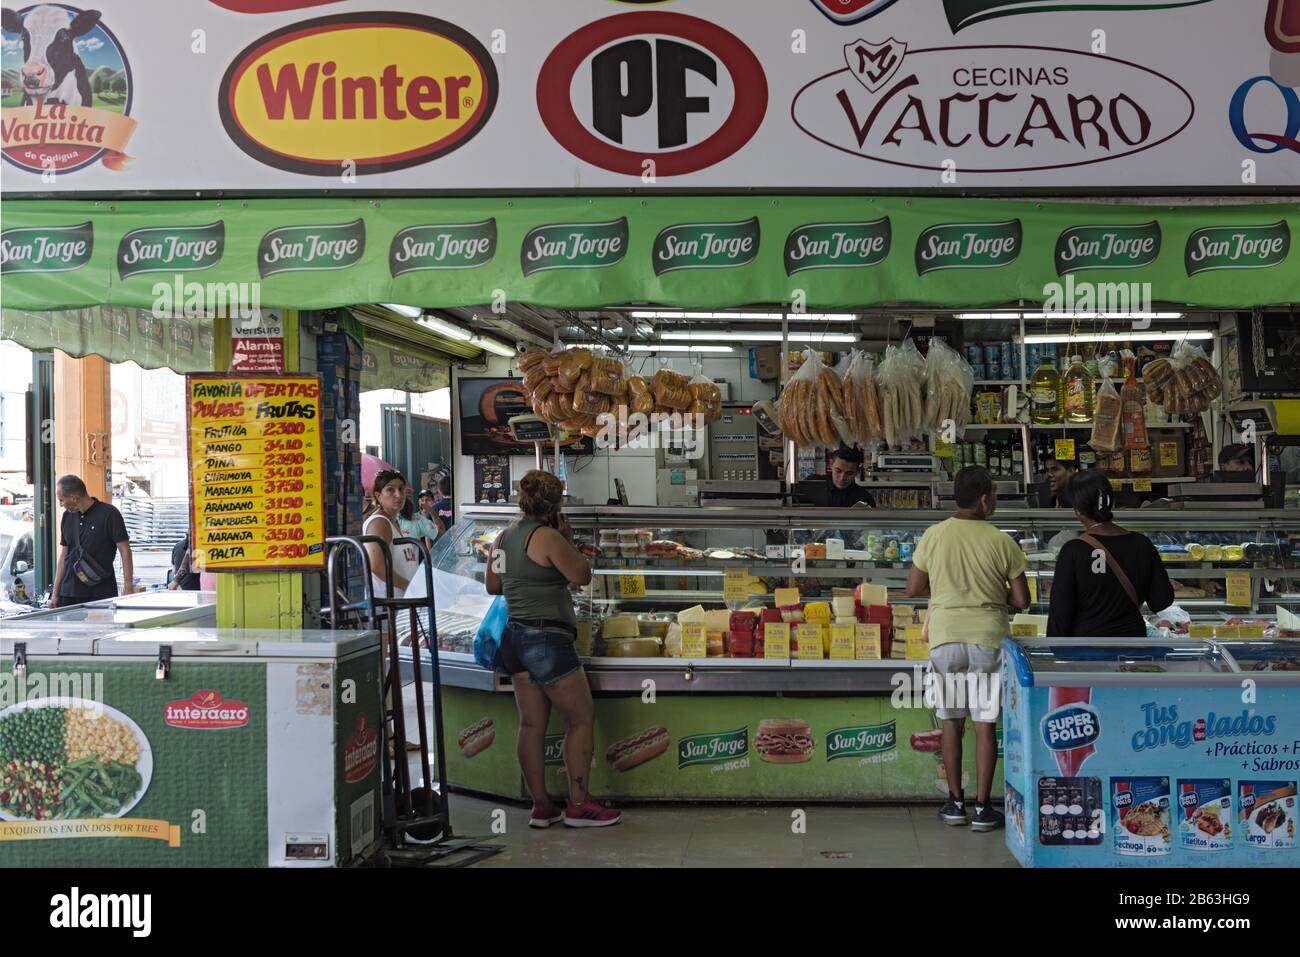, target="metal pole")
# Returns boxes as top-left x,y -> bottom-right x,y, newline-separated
404,391 -> 415,488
